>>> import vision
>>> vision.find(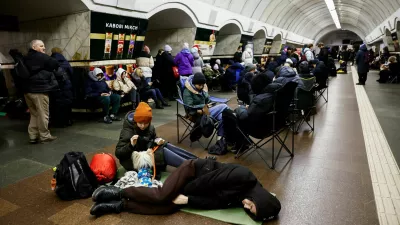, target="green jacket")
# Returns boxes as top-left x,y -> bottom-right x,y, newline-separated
182,76 -> 210,116
115,111 -> 165,173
